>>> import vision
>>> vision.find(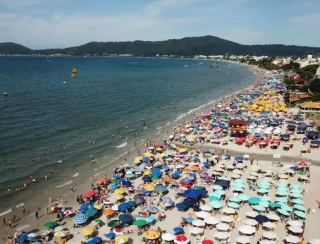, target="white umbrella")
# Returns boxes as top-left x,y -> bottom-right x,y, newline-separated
233,169 -> 243,175
162,233 -> 175,241
204,216 -> 220,225
244,219 -> 258,226
192,220 -> 205,227
200,205 -> 213,212
263,222 -> 277,229
246,211 -> 259,218
287,220 -> 303,227
239,225 -> 256,234
223,207 -> 236,214
289,226 -> 303,233
216,223 -> 230,231
250,172 -> 259,176
266,214 -> 280,221
285,235 -> 301,243
189,227 -> 203,234
112,204 -> 119,211
309,239 -> 320,244
220,216 -> 234,223
236,236 -> 251,243
235,164 -> 244,169
260,241 -> 274,244
27,233 -> 37,238
248,175 -> 257,180
279,179 -> 289,184
243,154 -> 250,158
262,231 -> 278,239
196,211 -> 211,219
230,174 -> 240,179
279,174 -> 289,179
214,232 -> 229,239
